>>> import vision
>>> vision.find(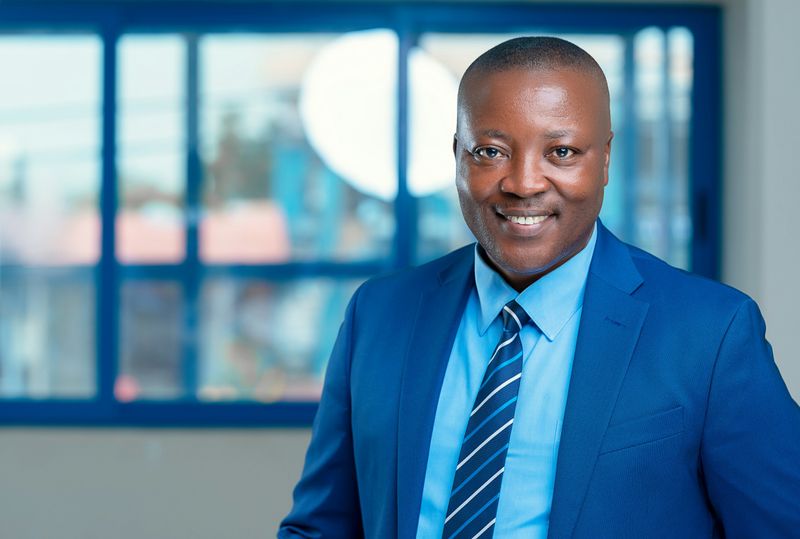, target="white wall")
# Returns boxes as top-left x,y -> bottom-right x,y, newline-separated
0,428 -> 310,539
722,0 -> 800,399
2,1 -> 799,537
